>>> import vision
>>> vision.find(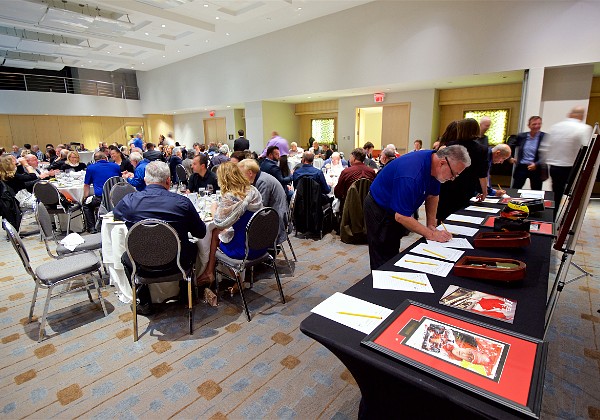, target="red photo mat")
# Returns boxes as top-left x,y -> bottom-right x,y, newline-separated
500,198 -> 555,209
482,216 -> 553,236
362,300 -> 546,418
